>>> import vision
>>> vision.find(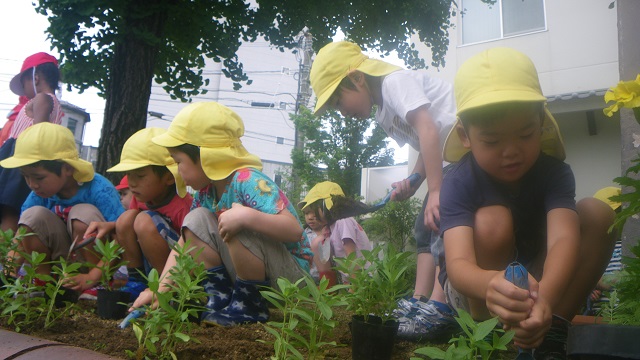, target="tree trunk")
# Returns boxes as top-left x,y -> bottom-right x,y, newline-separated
96,5 -> 168,183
